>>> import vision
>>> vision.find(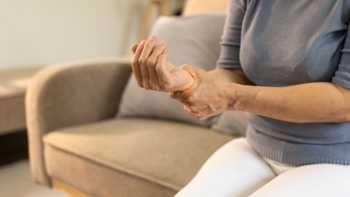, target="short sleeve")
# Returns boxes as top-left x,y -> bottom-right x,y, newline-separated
332,25 -> 350,89
216,0 -> 246,69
